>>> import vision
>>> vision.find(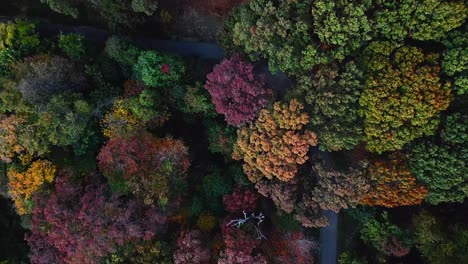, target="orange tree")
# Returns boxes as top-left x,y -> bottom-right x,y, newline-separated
360,153 -> 428,207
7,160 -> 56,215
359,42 -> 452,153
233,99 -> 317,183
